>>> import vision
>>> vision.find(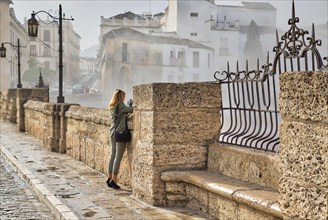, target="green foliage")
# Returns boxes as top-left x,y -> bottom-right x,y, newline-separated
23,58 -> 56,83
